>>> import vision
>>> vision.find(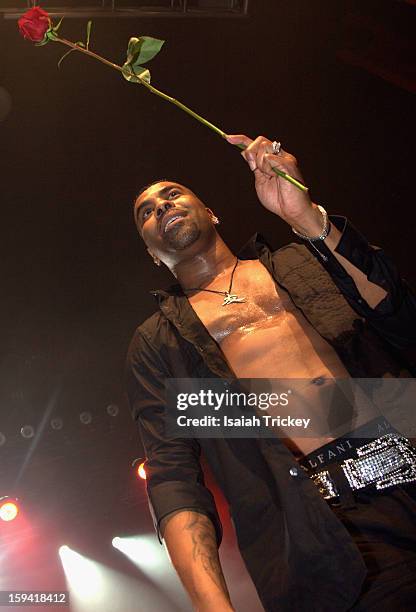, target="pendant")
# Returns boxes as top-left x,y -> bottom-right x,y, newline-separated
222,292 -> 246,306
